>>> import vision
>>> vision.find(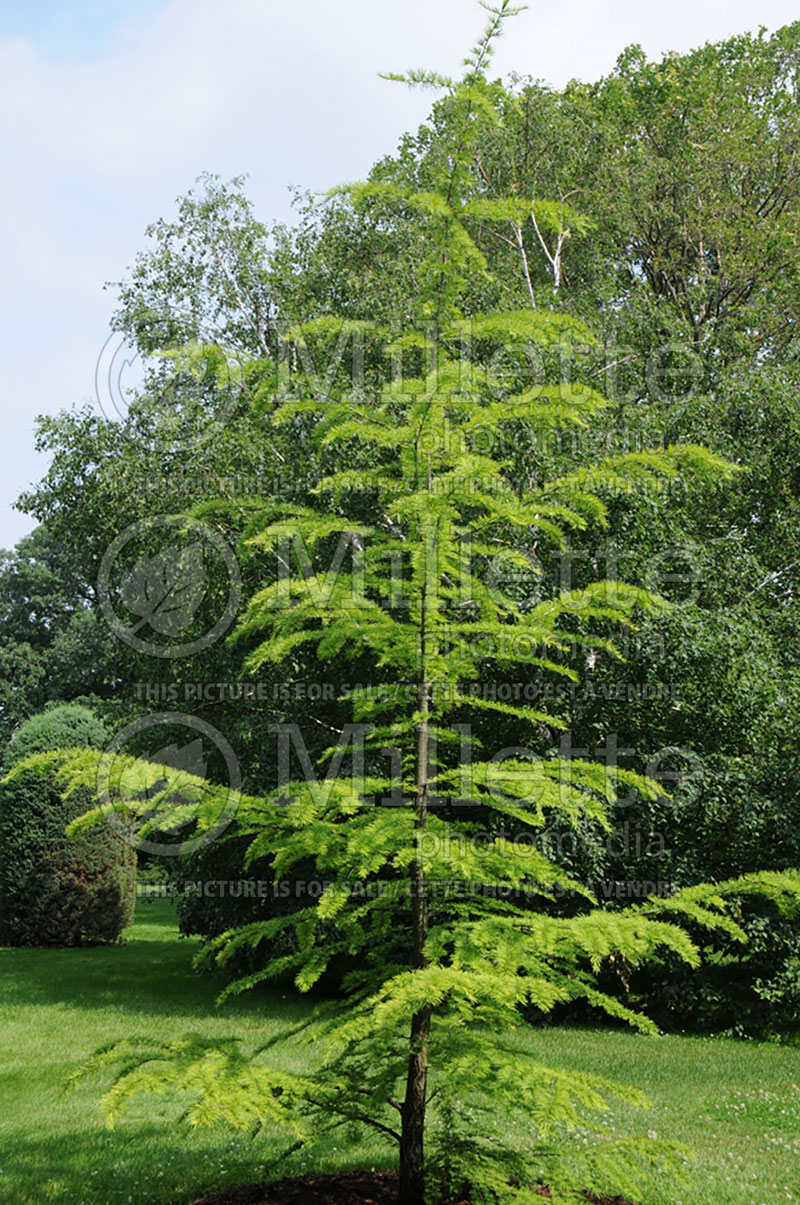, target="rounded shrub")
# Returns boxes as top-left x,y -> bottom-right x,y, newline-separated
0,757 -> 136,946
4,703 -> 107,771
0,706 -> 136,946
